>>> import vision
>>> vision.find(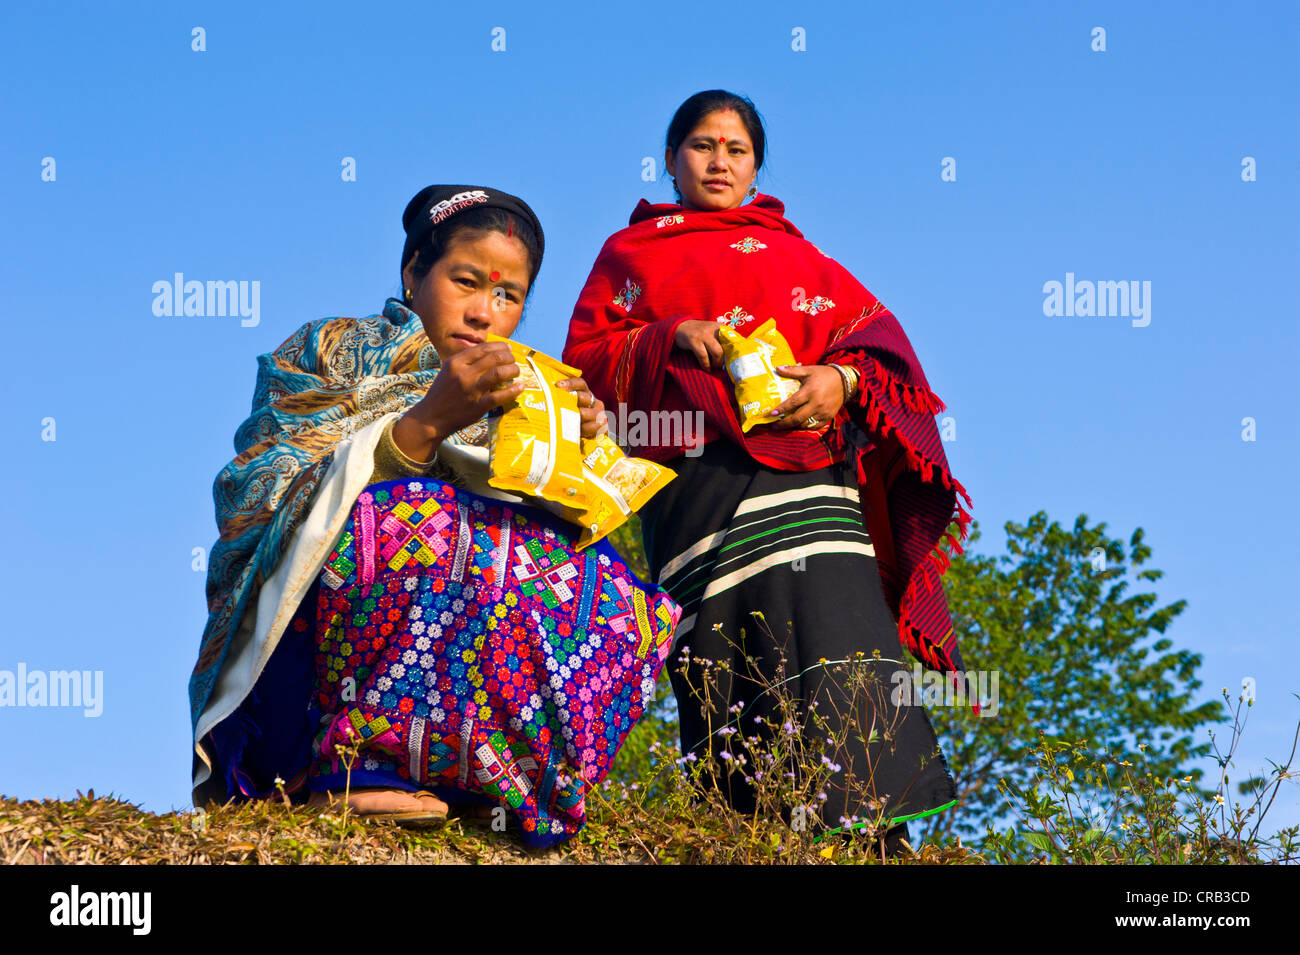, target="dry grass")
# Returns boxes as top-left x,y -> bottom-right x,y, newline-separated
0,788 -> 985,865
0,790 -> 616,865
